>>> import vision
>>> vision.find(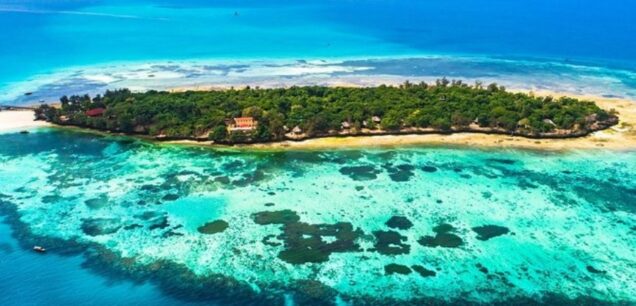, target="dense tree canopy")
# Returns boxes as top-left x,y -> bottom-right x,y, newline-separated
36,80 -> 616,143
